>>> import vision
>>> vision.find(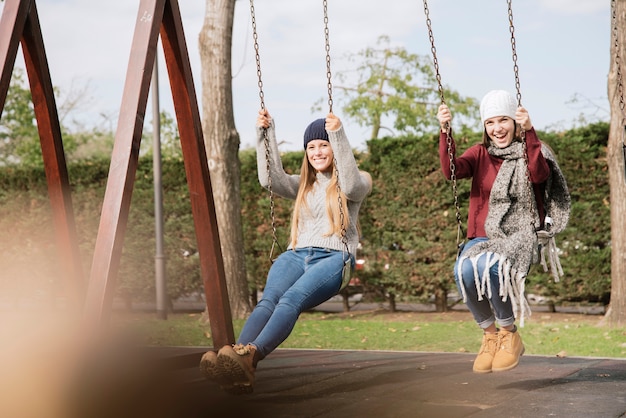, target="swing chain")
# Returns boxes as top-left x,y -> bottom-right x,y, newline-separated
322,0 -> 348,256
611,0 -> 626,183
250,0 -> 264,111
507,0 -> 523,107
611,0 -> 626,181
250,0 -> 282,261
614,0 -> 626,117
423,0 -> 465,246
323,0 -> 333,113
507,0 -> 537,228
611,0 -> 626,117
334,159 -> 349,253
423,0 -> 445,105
